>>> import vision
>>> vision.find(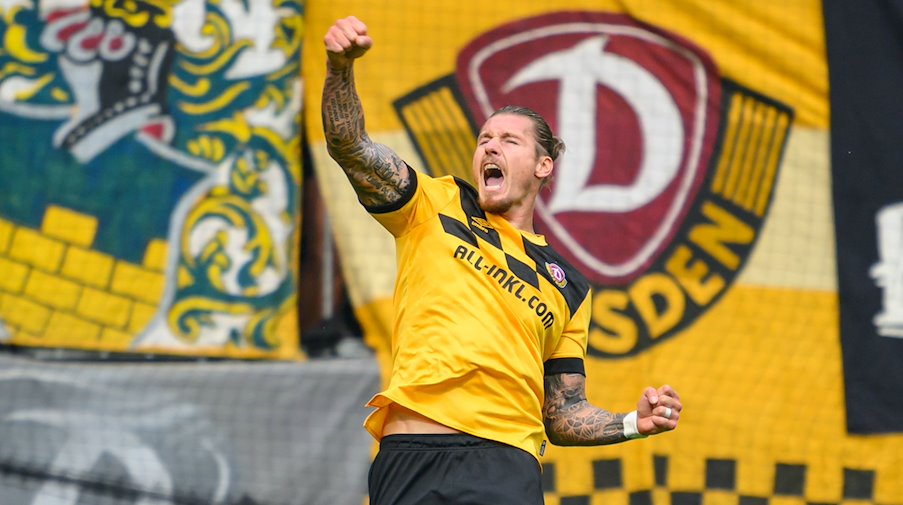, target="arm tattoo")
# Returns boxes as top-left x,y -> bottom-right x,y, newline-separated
543,373 -> 629,446
321,65 -> 410,207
